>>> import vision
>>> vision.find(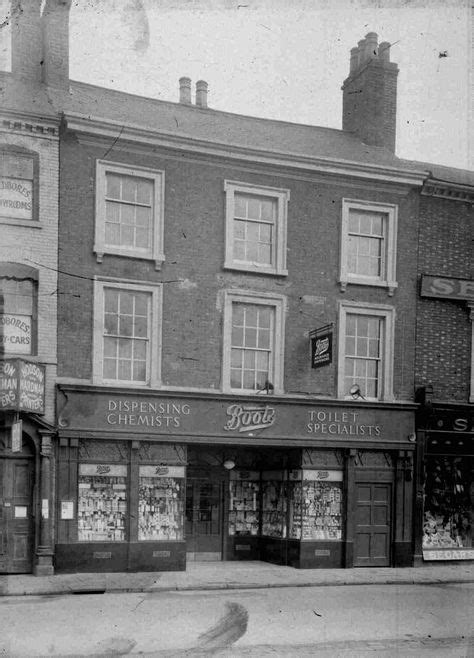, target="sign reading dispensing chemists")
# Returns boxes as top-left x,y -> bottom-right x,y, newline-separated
0,359 -> 45,414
